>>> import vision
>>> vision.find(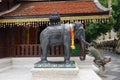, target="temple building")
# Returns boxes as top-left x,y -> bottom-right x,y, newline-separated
96,29 -> 118,43
0,0 -> 111,58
